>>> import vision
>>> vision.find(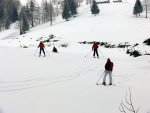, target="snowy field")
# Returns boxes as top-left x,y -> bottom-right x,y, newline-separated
0,0 -> 150,113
